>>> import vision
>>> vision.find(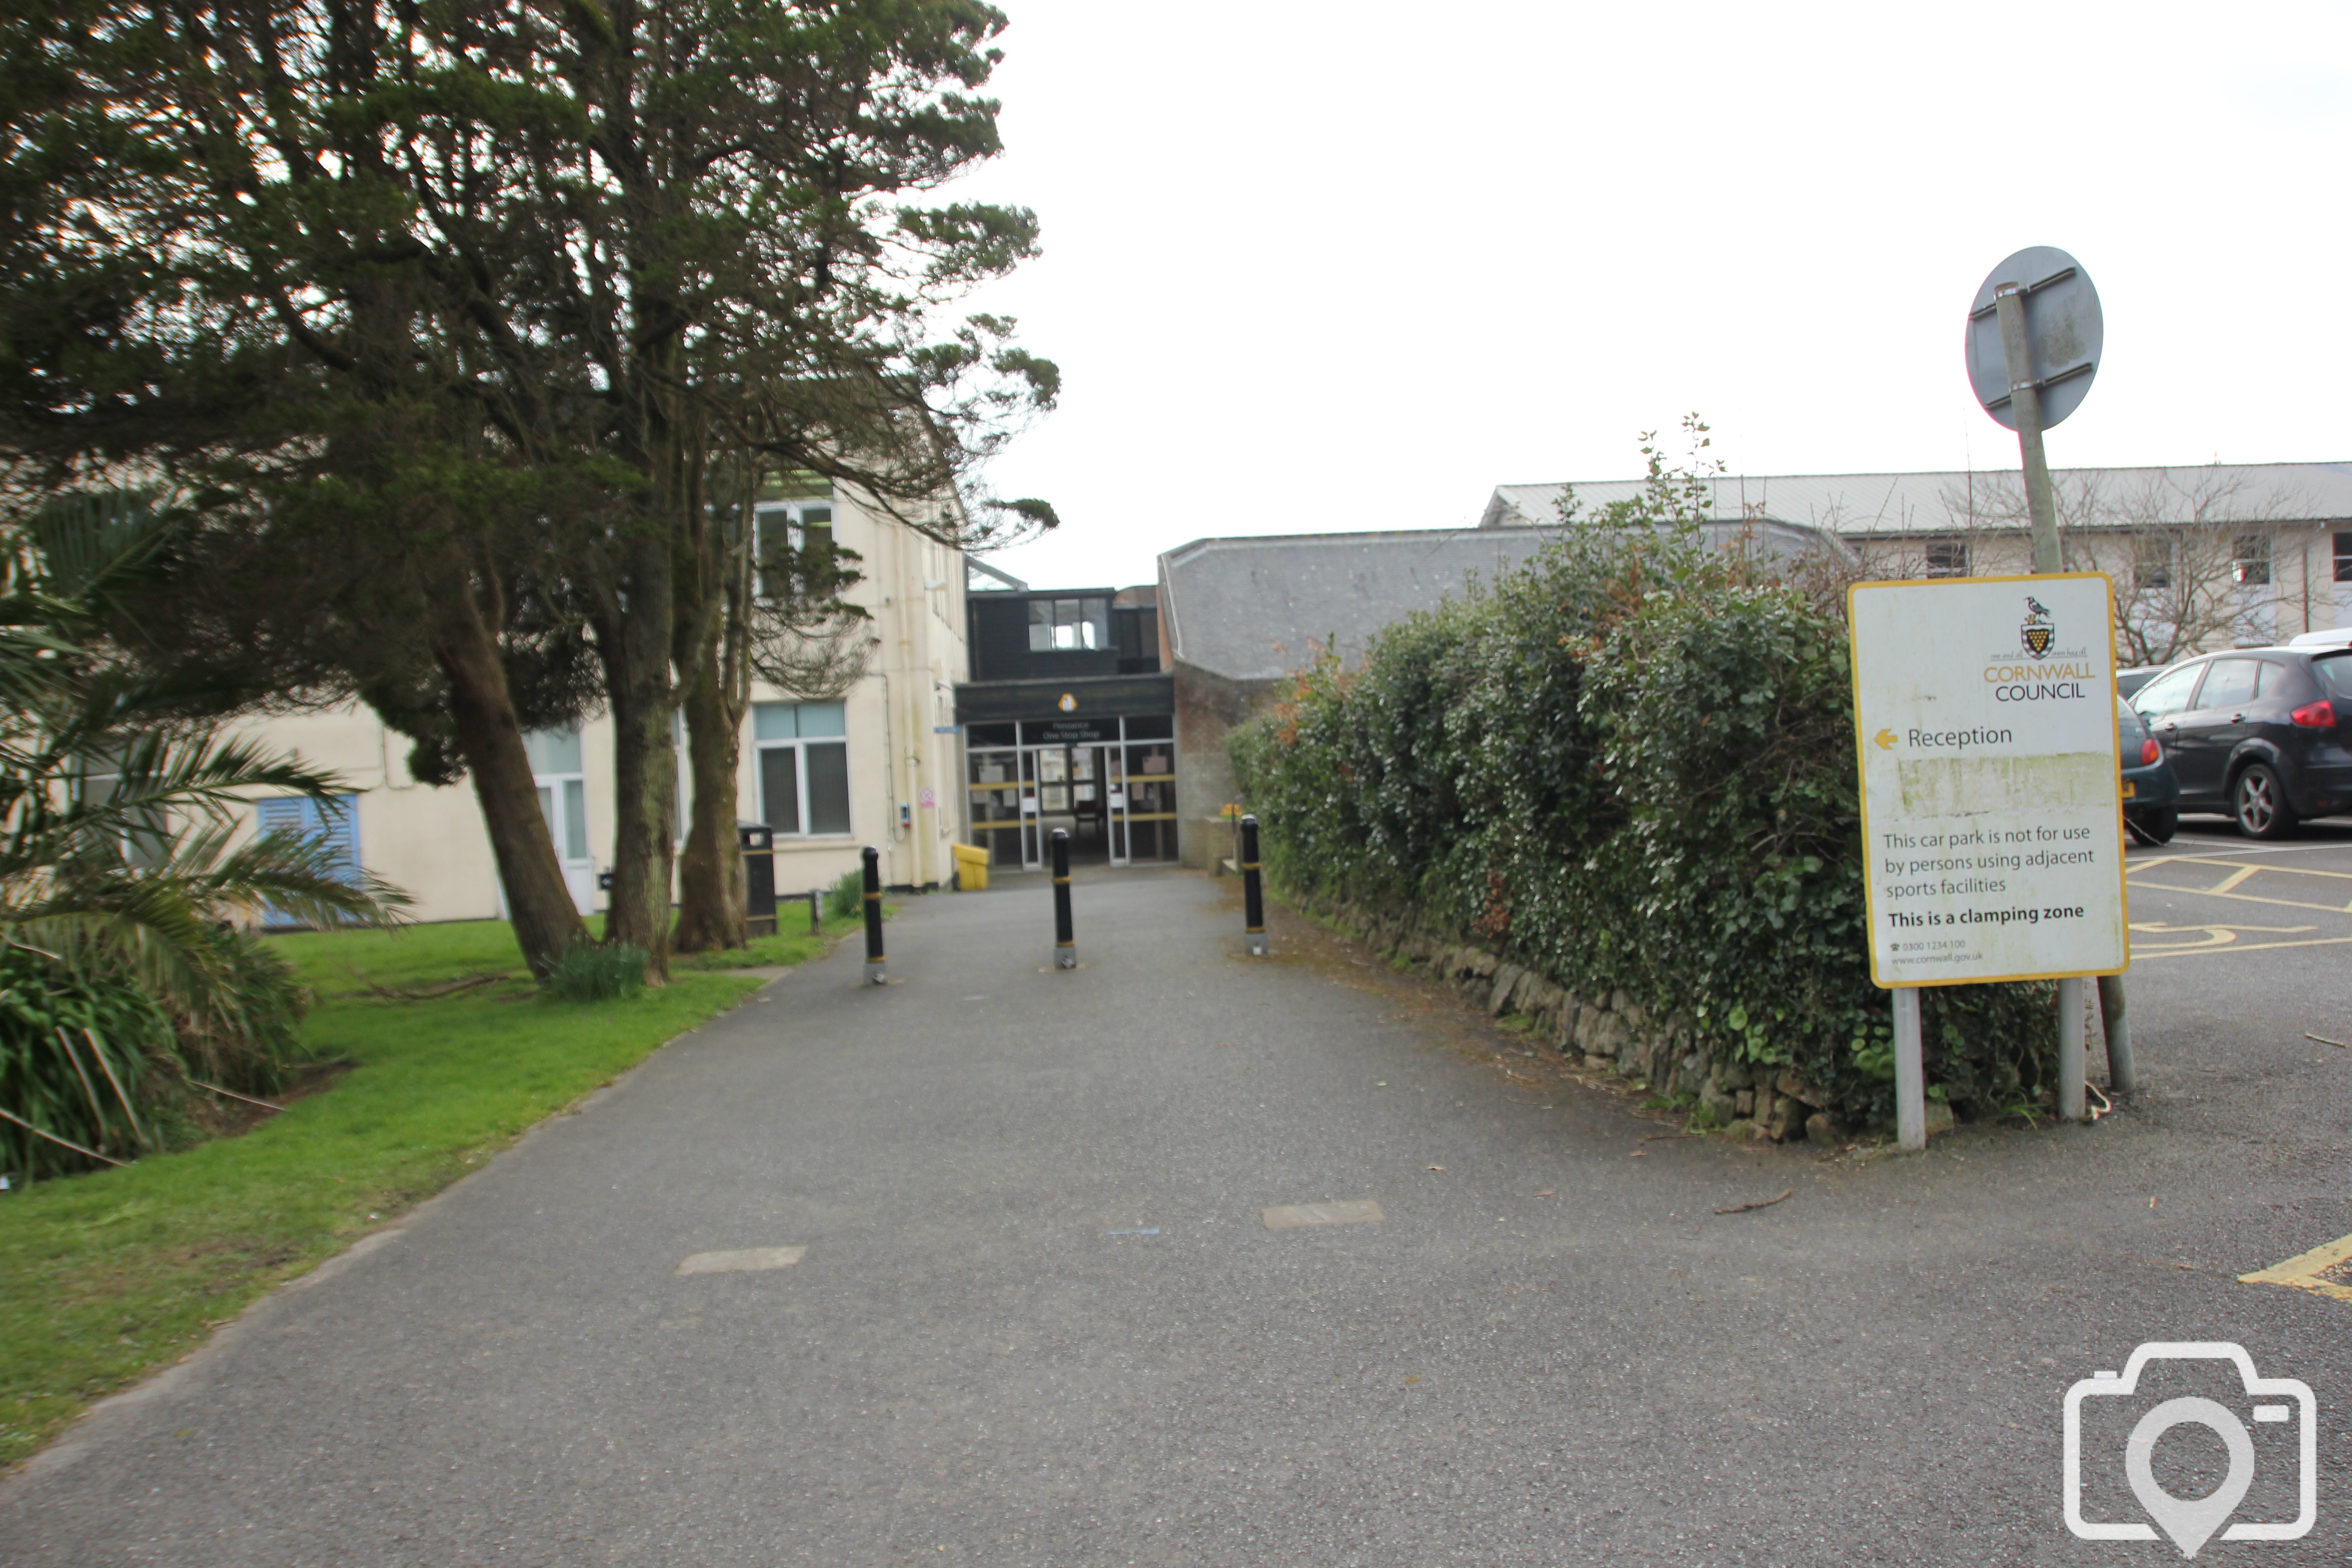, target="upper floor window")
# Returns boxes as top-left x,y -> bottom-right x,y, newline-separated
2335,530 -> 2352,584
2133,535 -> 2175,592
1029,597 -> 1109,652
1922,539 -> 1969,578
754,497 -> 834,599
2233,534 -> 2272,586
